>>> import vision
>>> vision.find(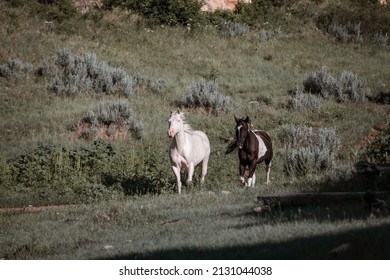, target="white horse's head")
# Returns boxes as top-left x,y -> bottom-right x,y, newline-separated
168,110 -> 184,138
